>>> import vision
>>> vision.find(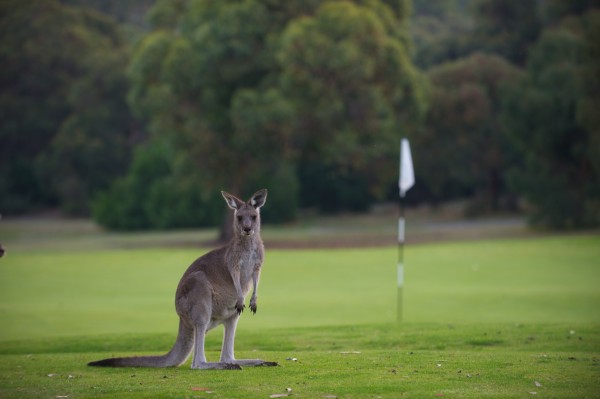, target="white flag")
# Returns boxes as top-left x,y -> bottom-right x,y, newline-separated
399,138 -> 415,197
